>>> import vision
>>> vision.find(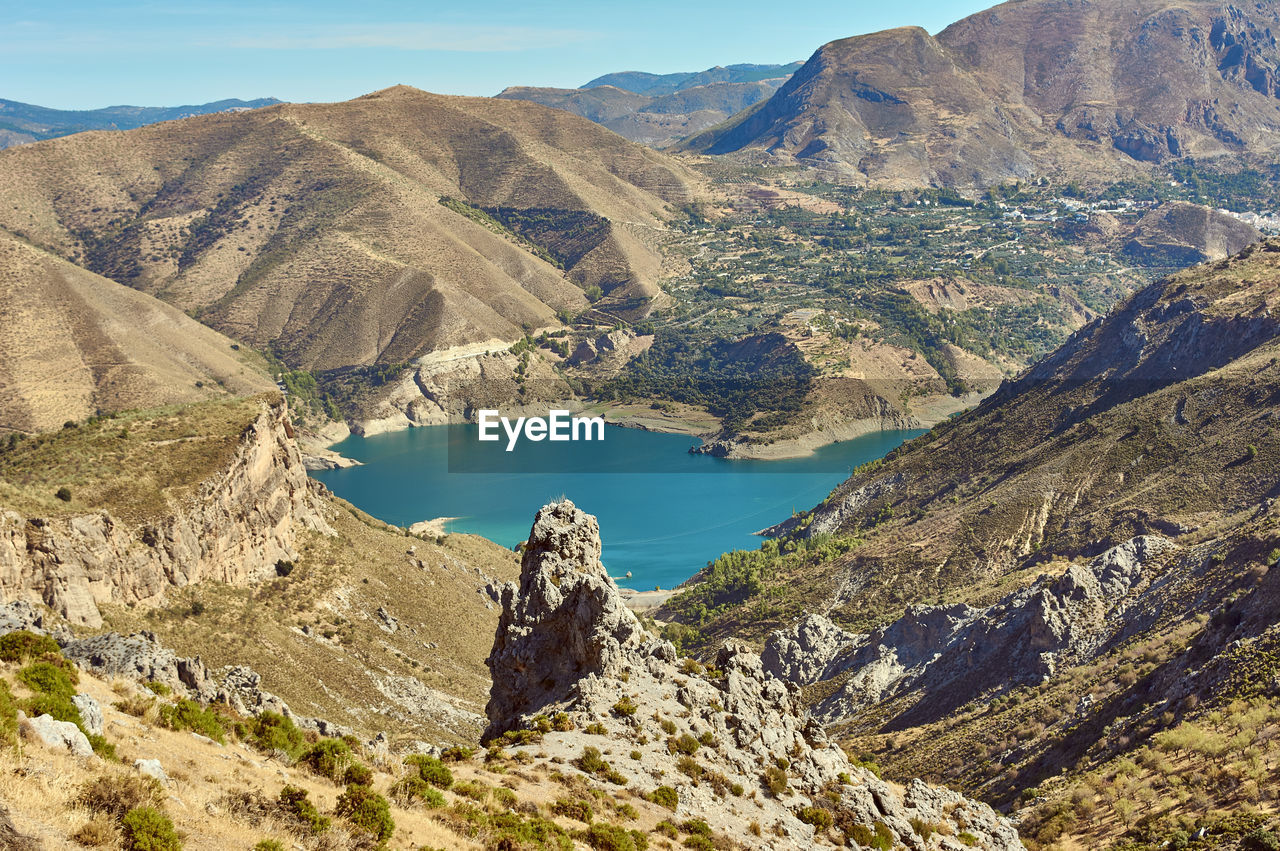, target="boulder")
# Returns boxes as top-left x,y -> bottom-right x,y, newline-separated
72,694 -> 104,737
21,713 -> 93,758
